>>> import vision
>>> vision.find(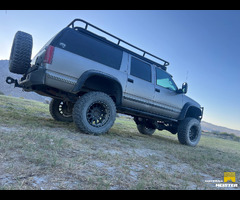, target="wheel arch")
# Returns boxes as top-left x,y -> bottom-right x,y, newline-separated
72,70 -> 123,106
178,103 -> 202,121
